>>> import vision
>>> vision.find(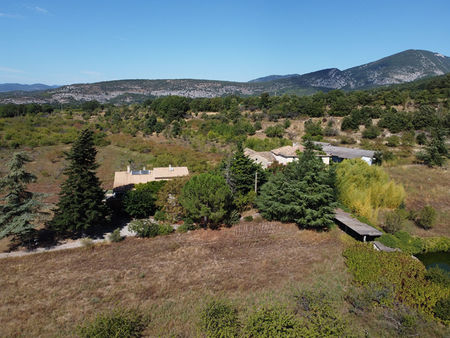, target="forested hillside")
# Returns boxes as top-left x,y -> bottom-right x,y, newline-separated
1,49 -> 448,105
